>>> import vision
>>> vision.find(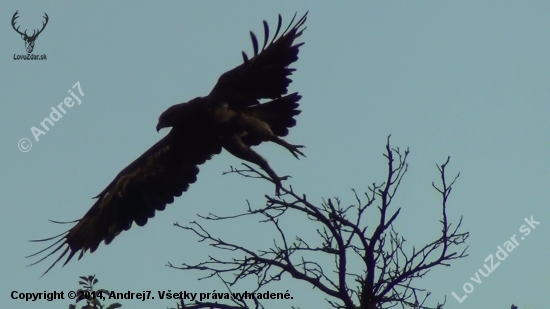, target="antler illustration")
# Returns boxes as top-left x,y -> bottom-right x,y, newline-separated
12,11 -> 49,53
